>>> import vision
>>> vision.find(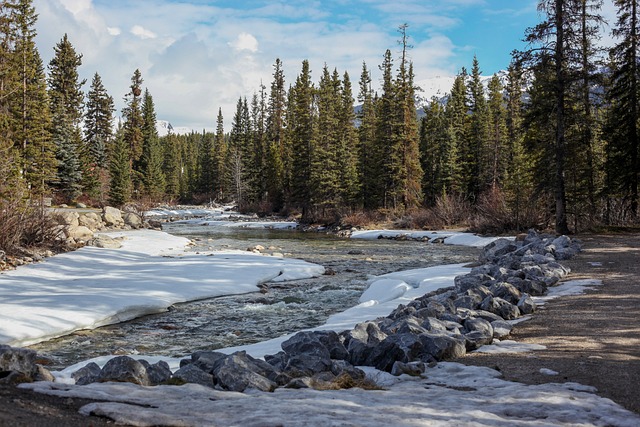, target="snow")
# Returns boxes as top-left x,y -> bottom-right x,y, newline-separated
0,229 -> 324,347
22,361 -> 640,427
3,229 -> 637,426
350,229 -> 503,247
